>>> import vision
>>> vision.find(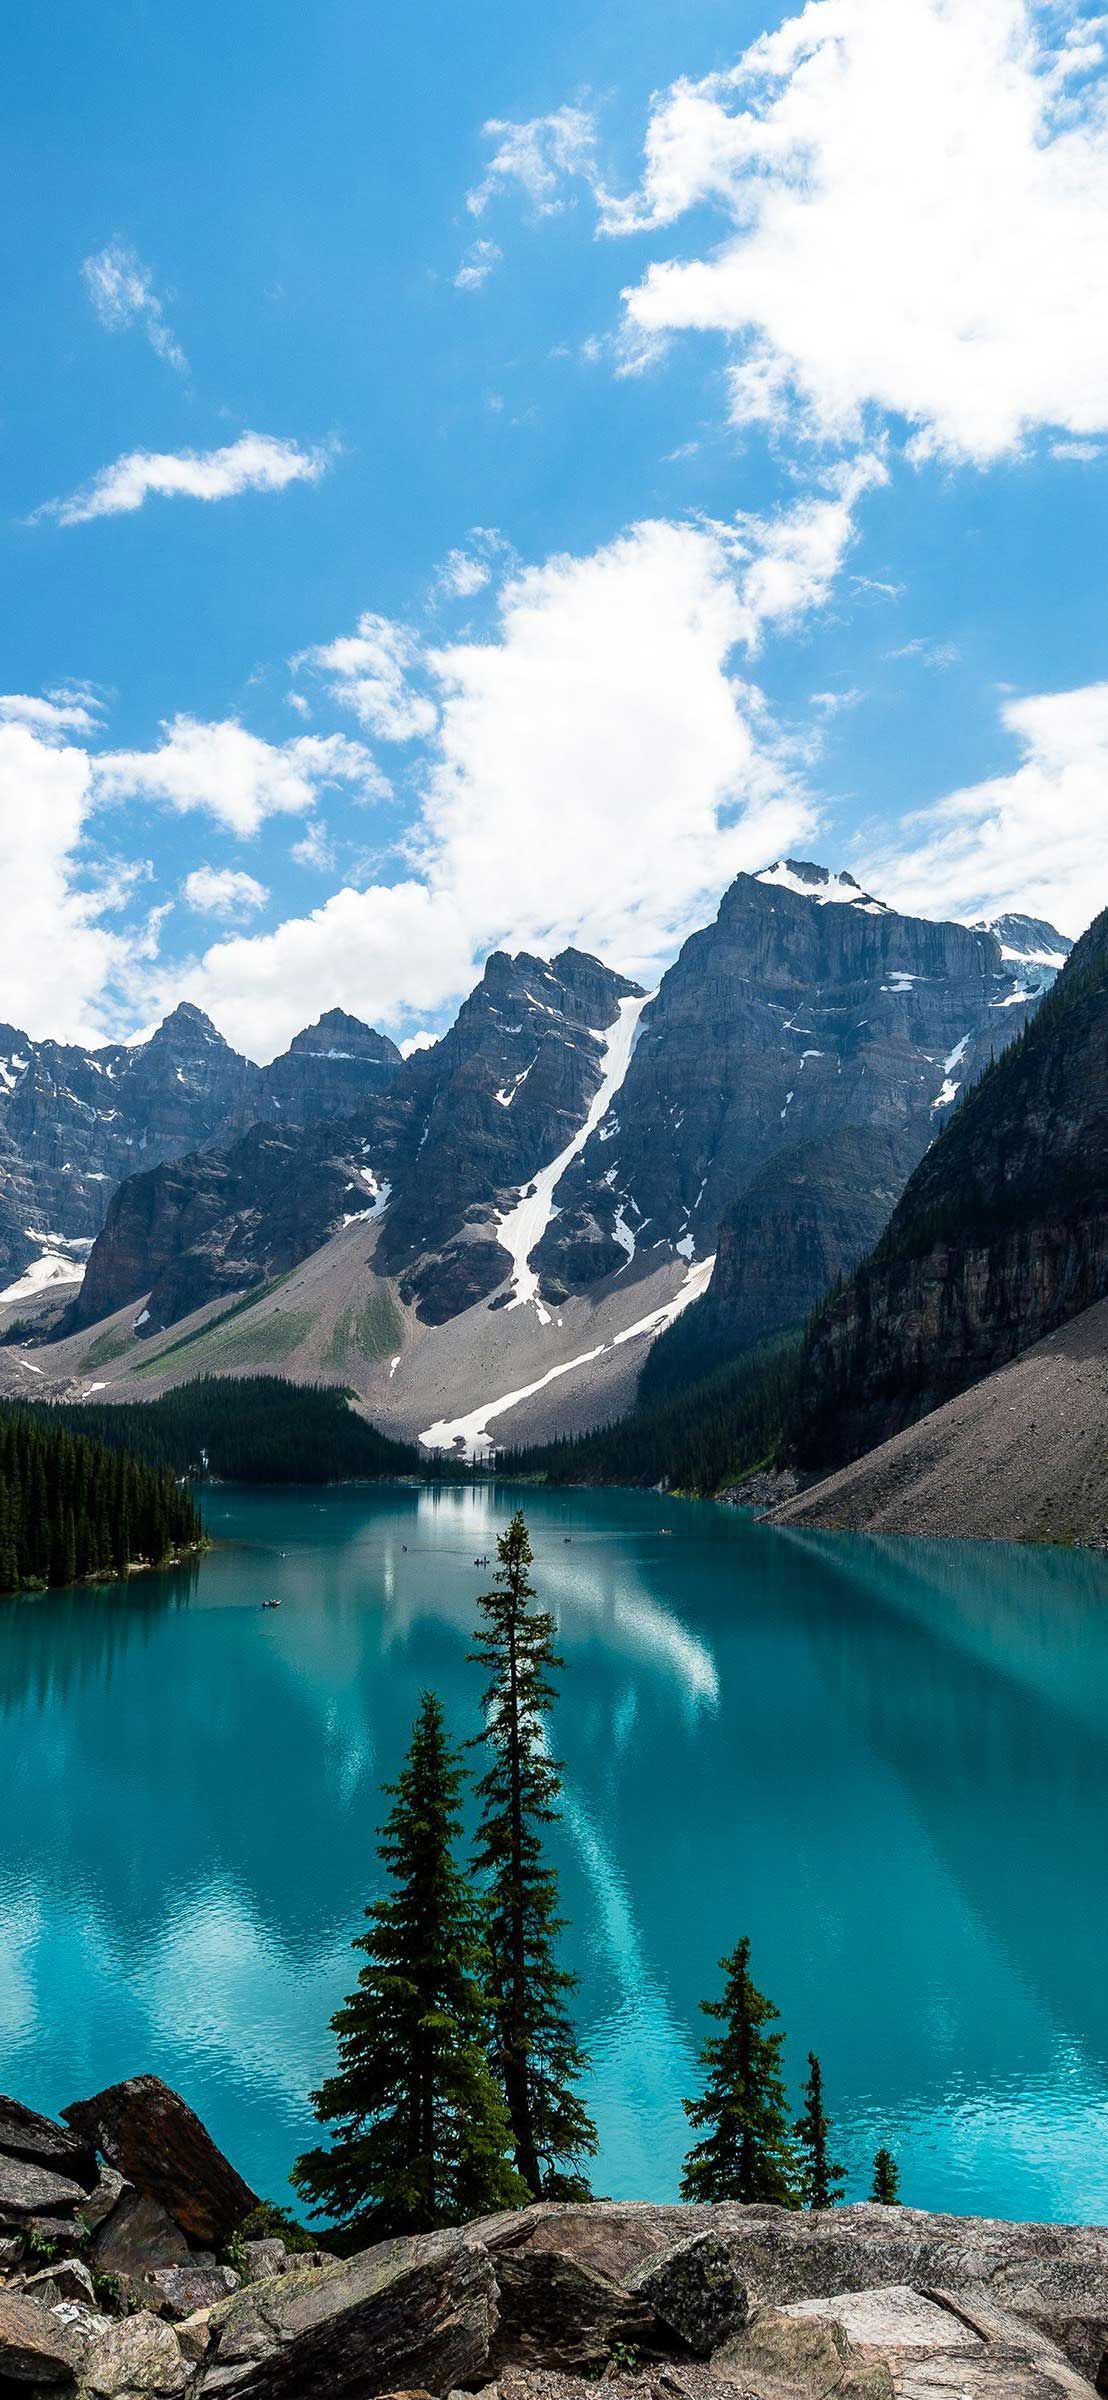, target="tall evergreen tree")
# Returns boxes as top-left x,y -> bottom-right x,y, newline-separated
794,2052 -> 844,2210
681,1936 -> 799,2206
871,2147 -> 901,2204
294,1692 -> 526,2237
470,1510 -> 597,2198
